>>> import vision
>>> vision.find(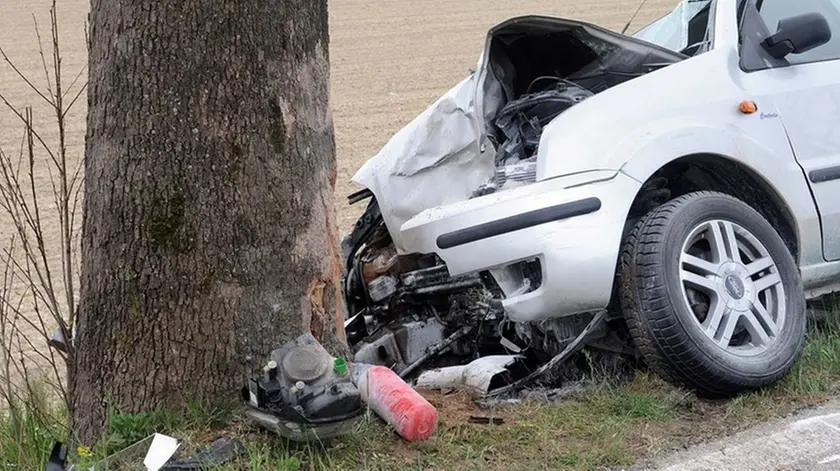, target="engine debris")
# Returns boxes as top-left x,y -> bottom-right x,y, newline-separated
242,333 -> 364,442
